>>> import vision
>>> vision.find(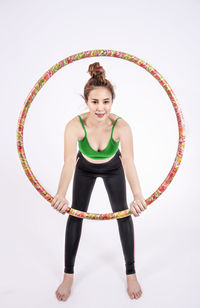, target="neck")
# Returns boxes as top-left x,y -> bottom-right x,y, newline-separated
86,113 -> 111,128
